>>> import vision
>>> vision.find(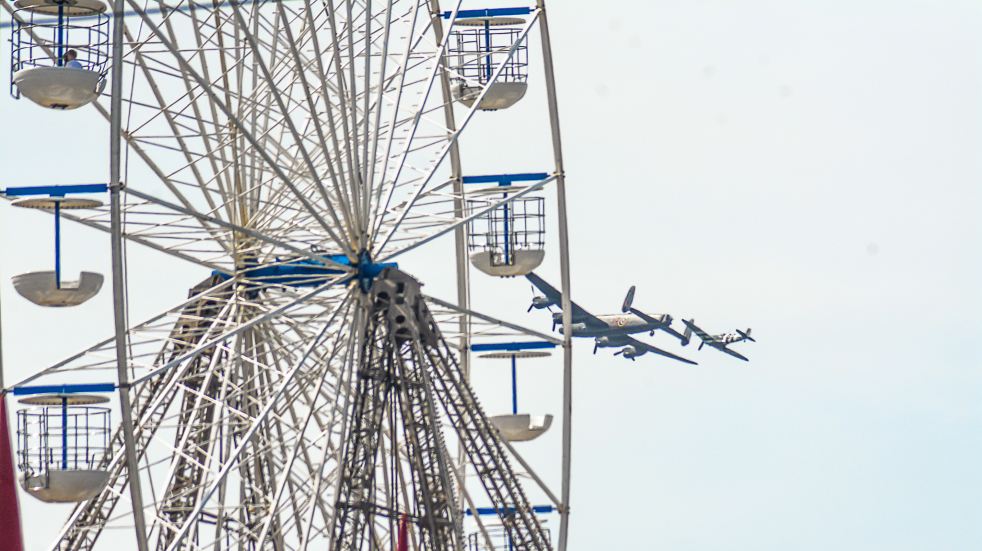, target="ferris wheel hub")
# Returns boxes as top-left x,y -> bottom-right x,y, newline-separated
353,250 -> 398,292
